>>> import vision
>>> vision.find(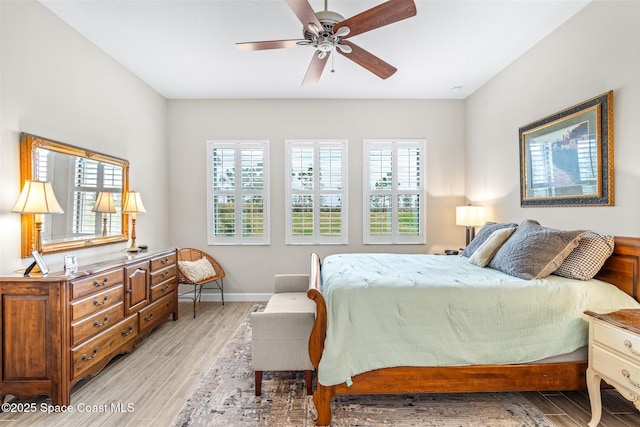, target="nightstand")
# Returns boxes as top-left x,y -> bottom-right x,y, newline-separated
585,309 -> 640,426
